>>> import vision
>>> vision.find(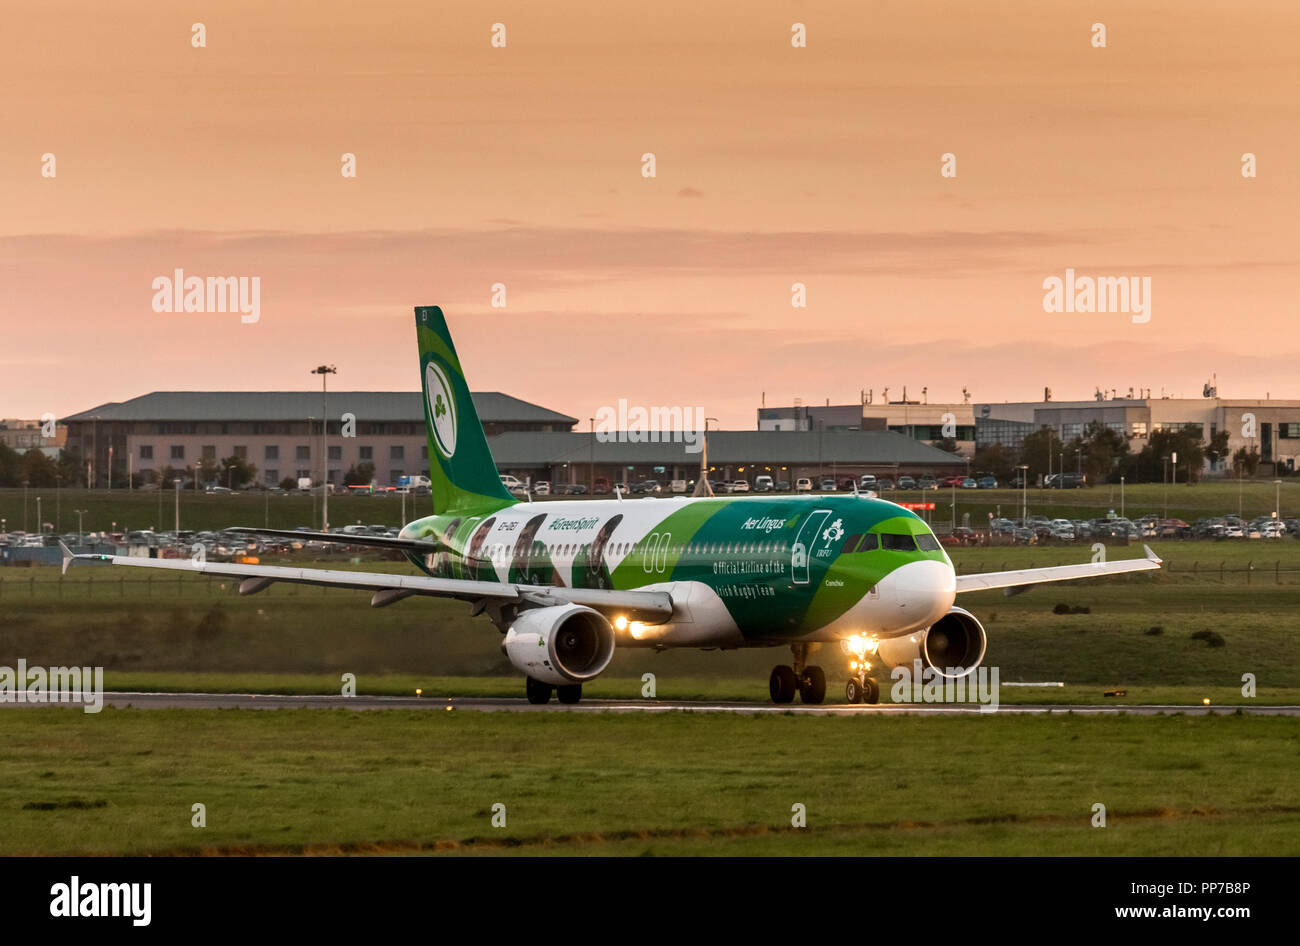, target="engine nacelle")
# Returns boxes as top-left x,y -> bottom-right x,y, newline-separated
874,607 -> 987,679
502,604 -> 616,686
